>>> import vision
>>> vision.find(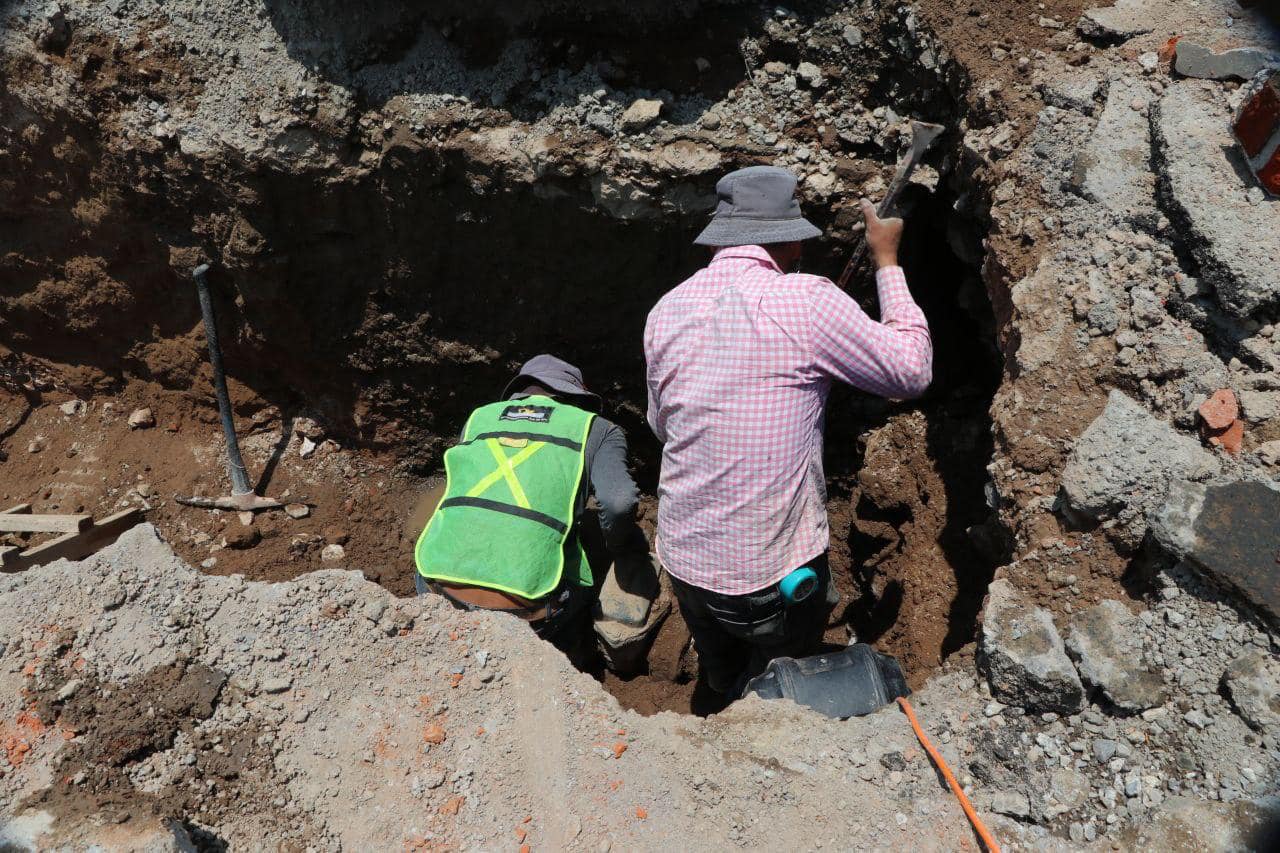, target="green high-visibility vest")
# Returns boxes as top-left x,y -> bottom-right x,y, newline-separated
415,396 -> 596,599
